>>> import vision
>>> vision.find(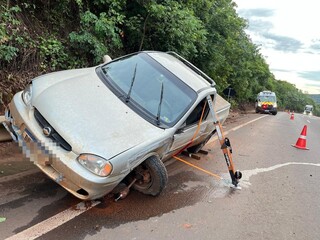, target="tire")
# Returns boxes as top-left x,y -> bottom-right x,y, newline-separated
132,156 -> 168,196
255,108 -> 259,113
272,111 -> 277,115
187,130 -> 216,154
